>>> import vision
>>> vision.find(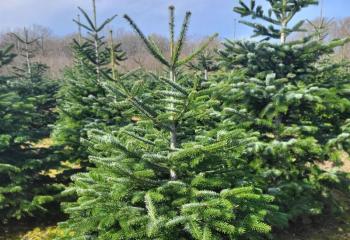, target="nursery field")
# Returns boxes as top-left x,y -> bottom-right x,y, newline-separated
1,0 -> 350,239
